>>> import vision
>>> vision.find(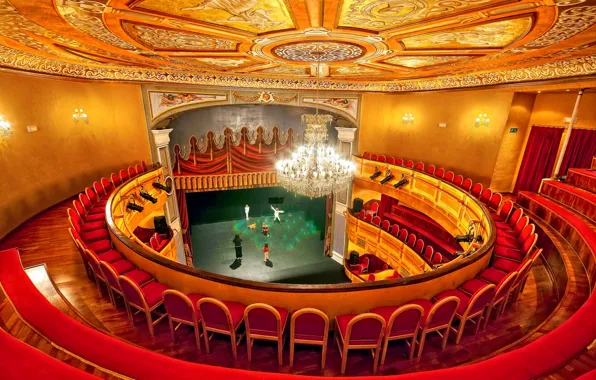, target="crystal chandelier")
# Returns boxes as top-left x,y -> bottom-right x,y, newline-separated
0,116 -> 12,140
276,54 -> 355,198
